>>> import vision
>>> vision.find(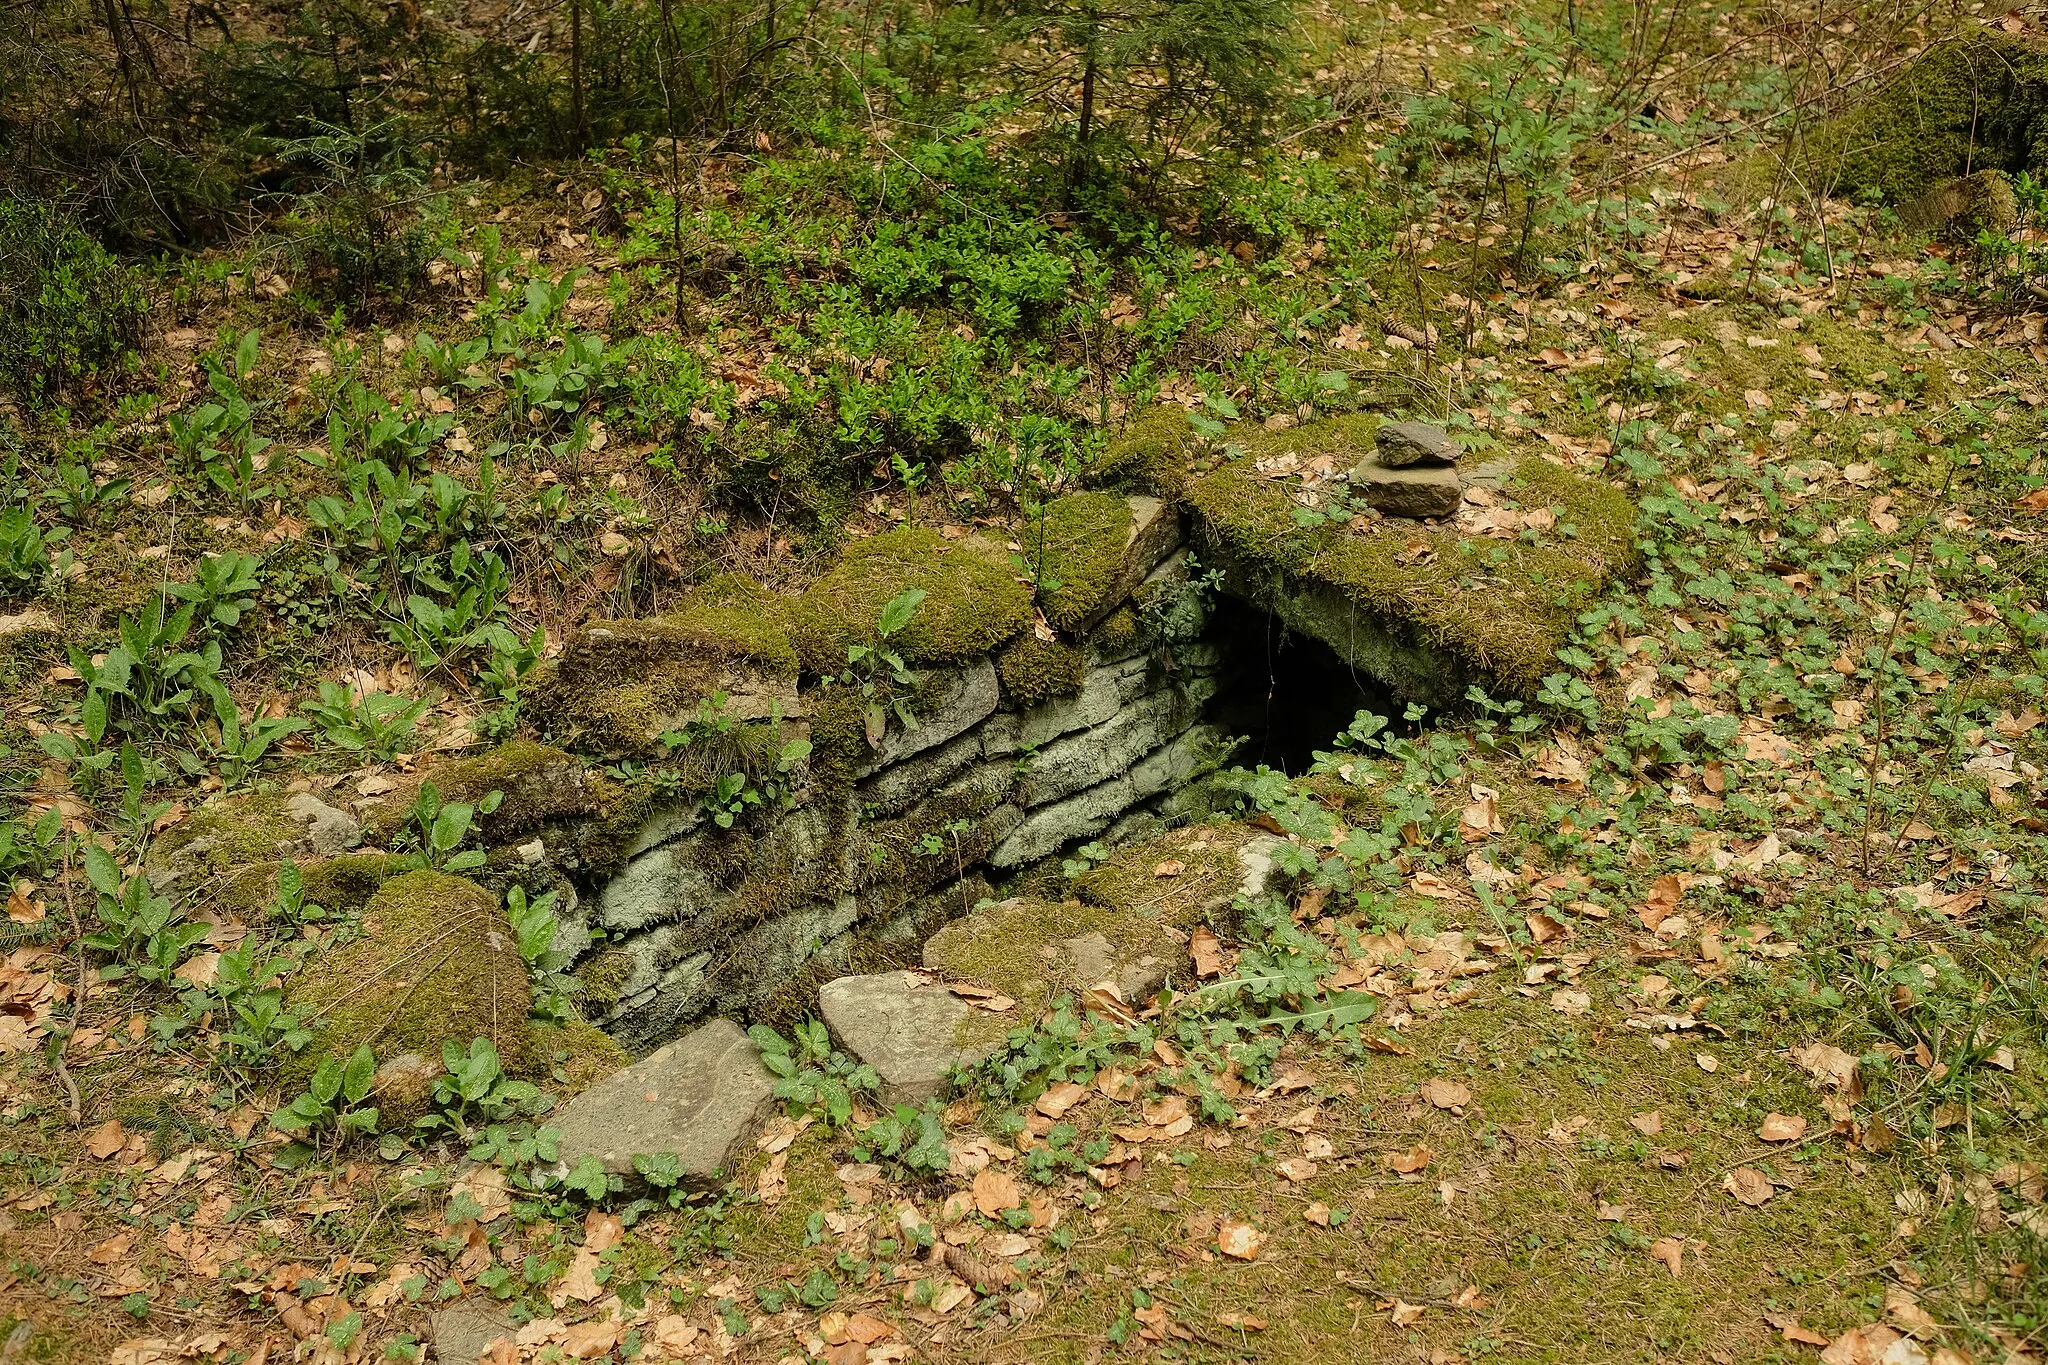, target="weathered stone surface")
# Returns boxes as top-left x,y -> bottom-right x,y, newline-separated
856,728 -> 986,818
1015,688 -> 1195,808
818,971 -> 998,1102
981,654 -> 1158,757
286,792 -> 362,857
430,1300 -> 517,1364
989,724 -> 1226,868
551,1017 -> 776,1180
1349,461 -> 1463,519
857,659 -> 1000,775
1374,420 -> 1461,468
